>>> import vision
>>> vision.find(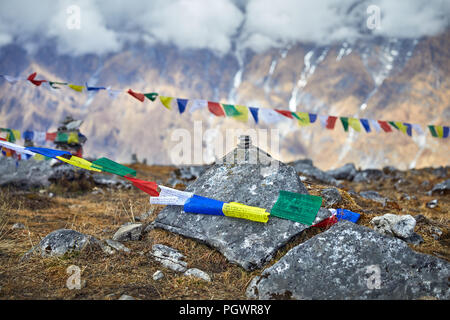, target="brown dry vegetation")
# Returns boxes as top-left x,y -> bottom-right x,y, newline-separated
0,164 -> 448,300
